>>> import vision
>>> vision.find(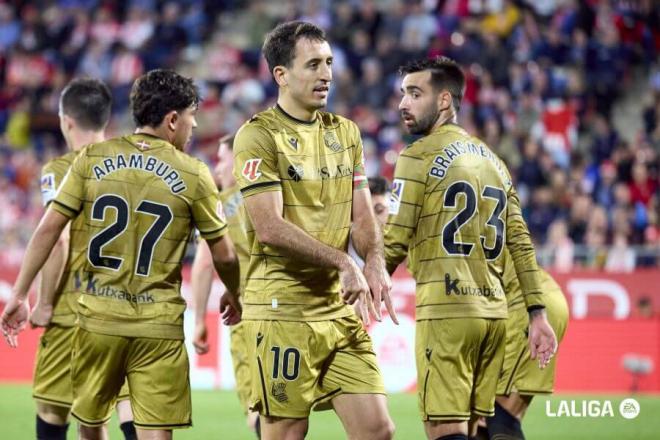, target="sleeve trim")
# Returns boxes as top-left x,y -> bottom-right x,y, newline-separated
52,200 -> 79,217
240,181 -> 281,194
